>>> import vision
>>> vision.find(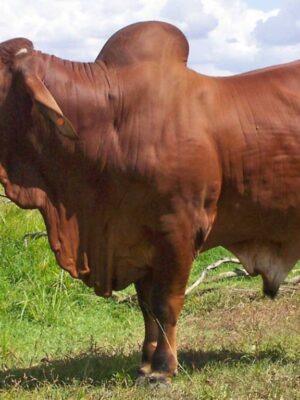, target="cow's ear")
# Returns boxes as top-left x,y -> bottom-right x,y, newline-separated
24,75 -> 78,139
